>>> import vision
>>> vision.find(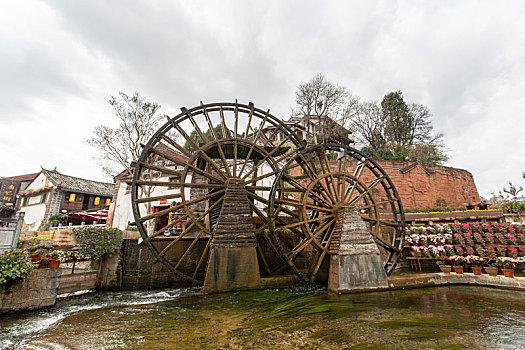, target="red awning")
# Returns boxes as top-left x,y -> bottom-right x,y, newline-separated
66,209 -> 109,222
